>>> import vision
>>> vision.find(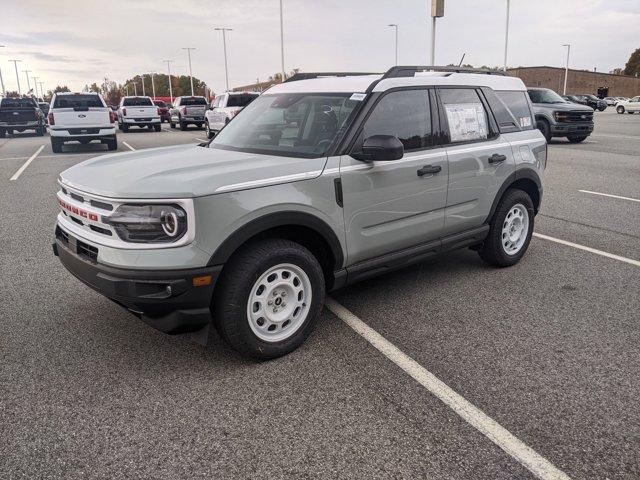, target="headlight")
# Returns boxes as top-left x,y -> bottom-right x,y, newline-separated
553,111 -> 567,121
104,204 -> 188,243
